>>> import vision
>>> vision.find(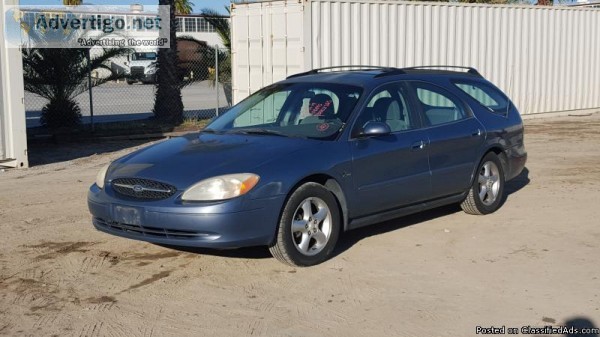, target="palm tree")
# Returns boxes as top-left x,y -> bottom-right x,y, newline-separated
153,0 -> 184,123
202,7 -> 232,105
202,7 -> 230,52
22,28 -> 130,128
62,0 -> 82,5
175,0 -> 195,15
